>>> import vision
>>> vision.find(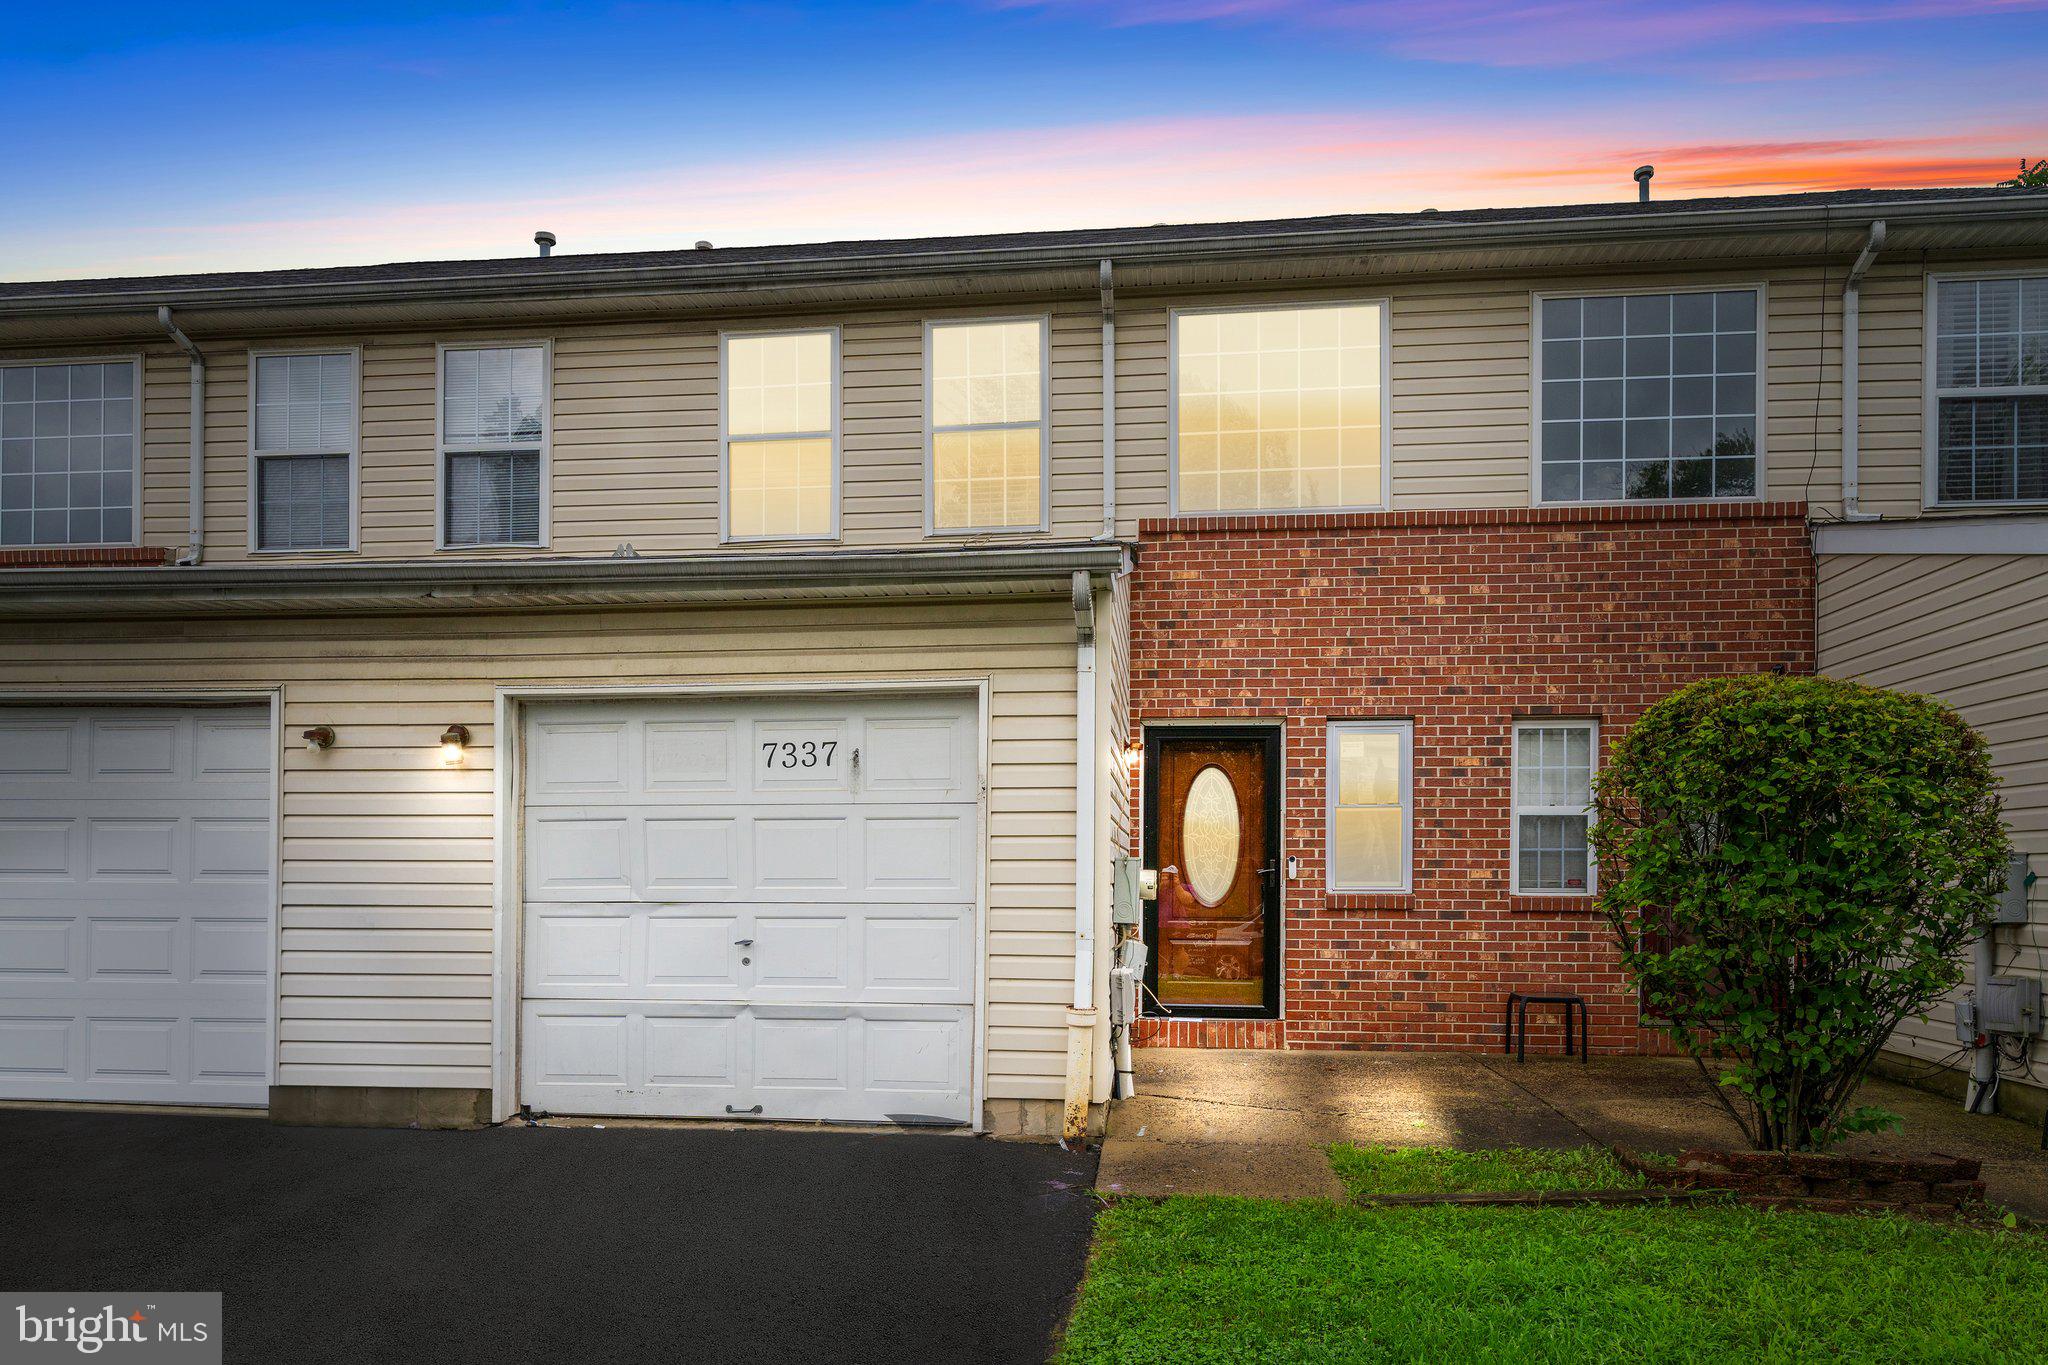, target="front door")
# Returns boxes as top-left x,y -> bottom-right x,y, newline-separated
1142,727 -> 1281,1019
